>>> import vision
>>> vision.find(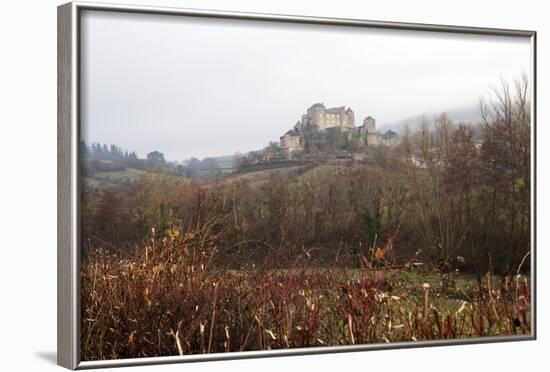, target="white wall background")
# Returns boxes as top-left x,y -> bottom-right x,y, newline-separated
0,0 -> 546,371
